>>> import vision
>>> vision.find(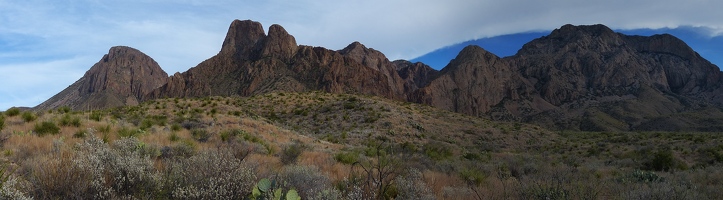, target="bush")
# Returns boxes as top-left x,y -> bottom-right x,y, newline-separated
423,141 -> 453,161
644,149 -> 687,171
57,106 -> 71,114
170,124 -> 182,132
73,136 -> 161,199
21,111 -> 36,122
73,129 -> 87,138
5,108 -> 20,117
59,114 -> 81,127
117,127 -> 142,138
395,168 -> 435,200
166,149 -> 256,199
191,129 -> 210,142
27,153 -> 95,199
334,151 -> 360,165
220,129 -> 244,142
89,112 -> 103,121
277,165 -> 340,199
280,142 -> 305,165
34,121 -> 60,136
0,115 -> 4,130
